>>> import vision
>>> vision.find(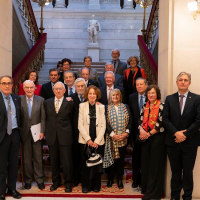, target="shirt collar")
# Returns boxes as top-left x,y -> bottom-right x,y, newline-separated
26,95 -> 34,101
178,91 -> 189,97
1,91 -> 11,98
55,96 -> 64,102
138,93 -> 145,98
107,85 -> 114,90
